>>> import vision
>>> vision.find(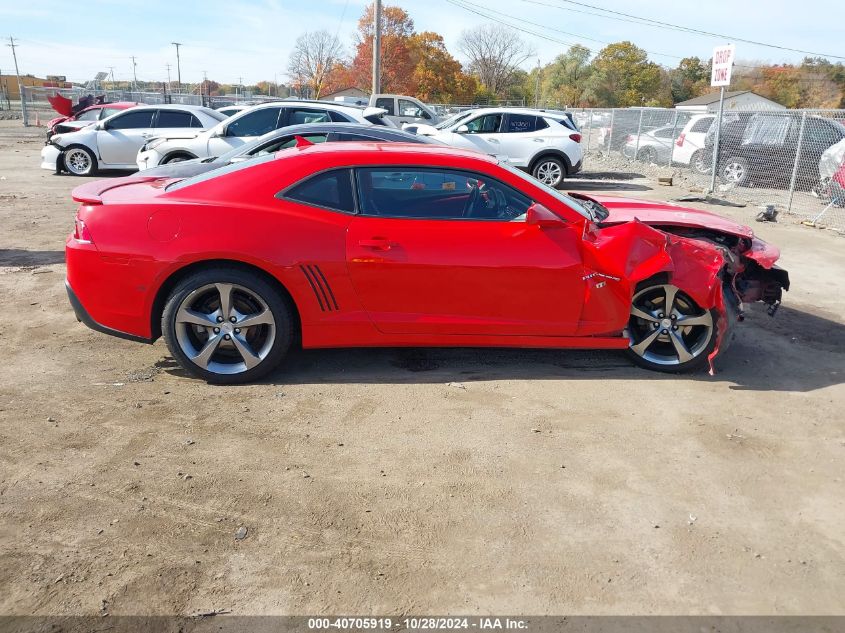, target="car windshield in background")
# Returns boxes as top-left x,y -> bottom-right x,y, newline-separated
435,111 -> 474,130
497,161 -> 595,222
